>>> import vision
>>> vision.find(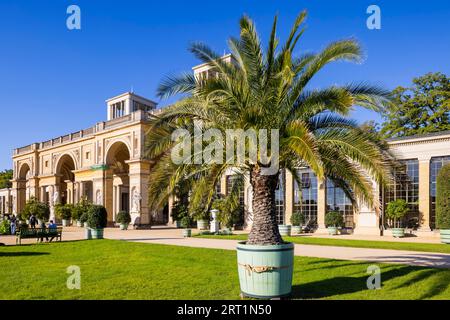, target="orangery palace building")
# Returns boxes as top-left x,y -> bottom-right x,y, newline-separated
0,60 -> 449,237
